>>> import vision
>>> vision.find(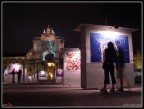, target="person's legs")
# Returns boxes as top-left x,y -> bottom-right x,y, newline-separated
19,77 -> 21,83
12,74 -> 15,83
18,76 -> 20,83
110,65 -> 116,91
117,67 -> 124,91
120,79 -> 123,89
119,67 -> 123,89
100,68 -> 109,92
104,68 -> 110,87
